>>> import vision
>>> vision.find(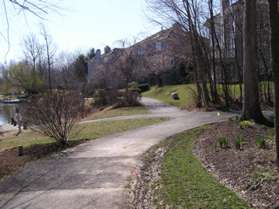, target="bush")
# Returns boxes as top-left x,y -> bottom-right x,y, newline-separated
138,83 -> 150,92
129,82 -> 141,93
218,137 -> 229,149
118,90 -> 141,107
93,89 -> 120,107
24,90 -> 84,145
94,89 -> 108,106
256,137 -> 266,149
239,120 -> 255,129
113,82 -> 141,107
93,87 -> 141,108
